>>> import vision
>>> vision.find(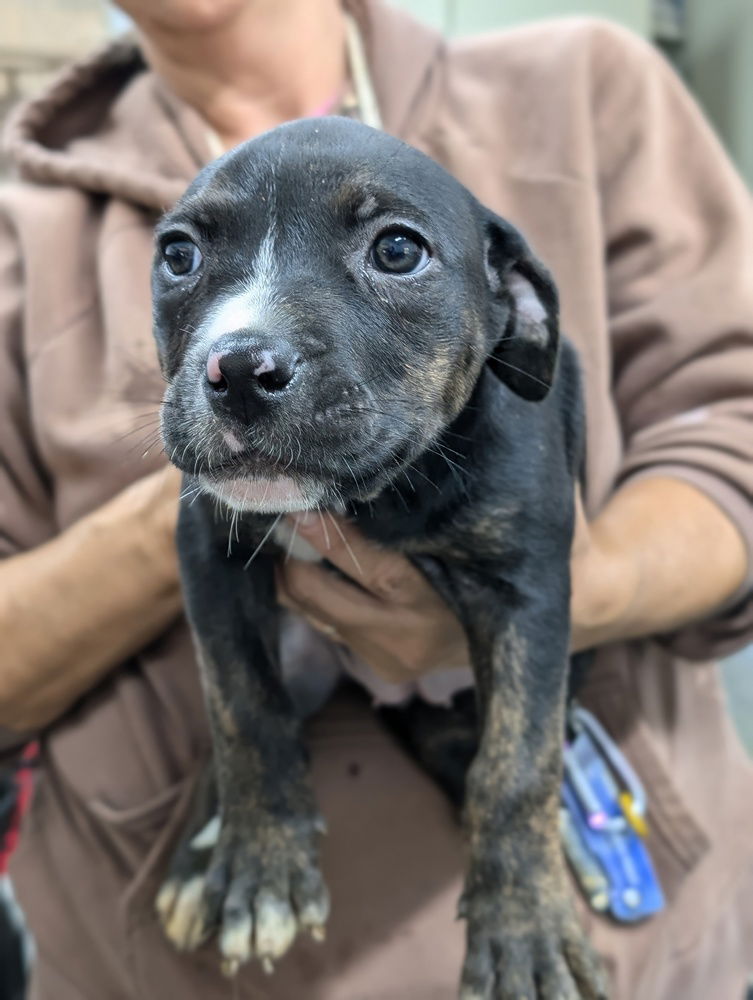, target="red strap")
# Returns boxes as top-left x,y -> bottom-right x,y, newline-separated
0,743 -> 37,875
